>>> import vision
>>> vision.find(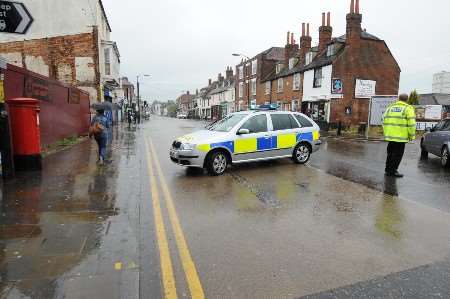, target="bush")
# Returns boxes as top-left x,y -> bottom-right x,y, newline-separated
408,90 -> 419,105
